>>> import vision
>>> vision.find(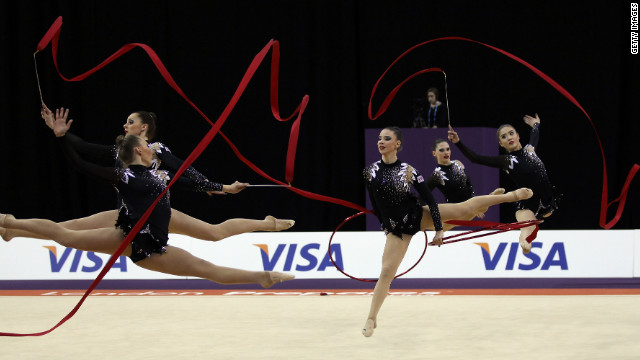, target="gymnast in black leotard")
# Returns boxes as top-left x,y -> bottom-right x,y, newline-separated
448,114 -> 560,254
361,127 -> 534,338
59,133 -> 220,262
0,133 -> 294,288
427,139 -> 475,203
